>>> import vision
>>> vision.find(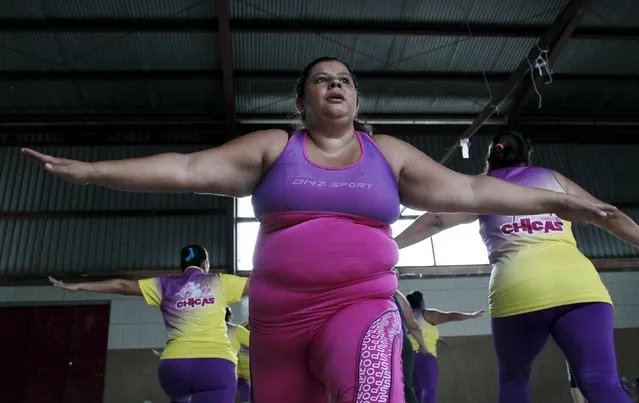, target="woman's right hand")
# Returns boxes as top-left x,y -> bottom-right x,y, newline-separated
49,276 -> 82,292
21,148 -> 94,185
